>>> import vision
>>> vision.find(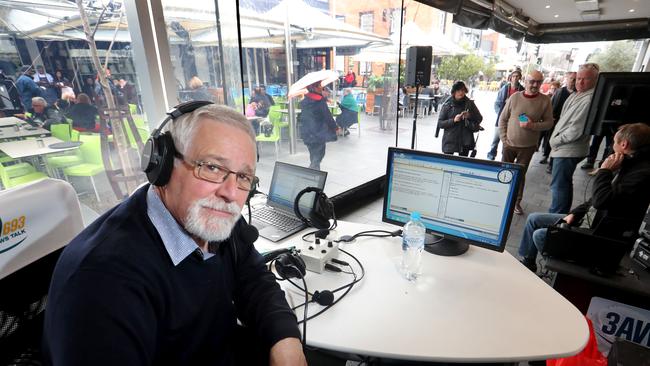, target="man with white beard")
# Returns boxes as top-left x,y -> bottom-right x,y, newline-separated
44,103 -> 306,366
